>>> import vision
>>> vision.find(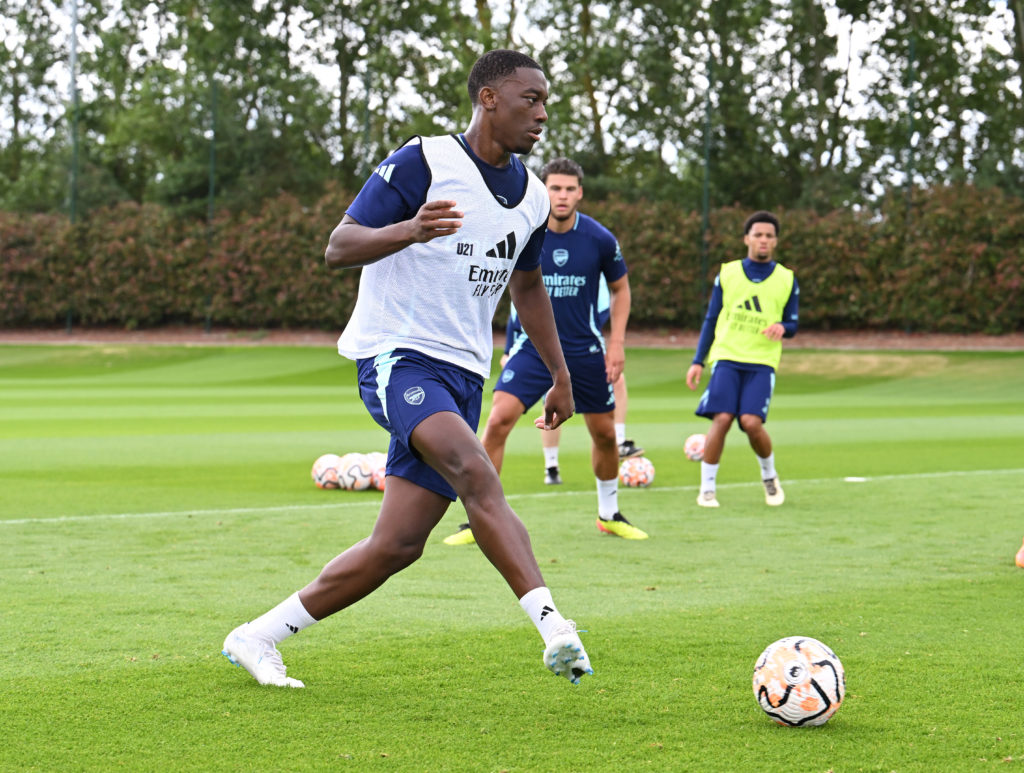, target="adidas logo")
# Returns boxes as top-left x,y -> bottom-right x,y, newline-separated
286,623 -> 299,634
539,605 -> 554,620
486,231 -> 517,260
374,163 -> 395,184
737,295 -> 763,312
